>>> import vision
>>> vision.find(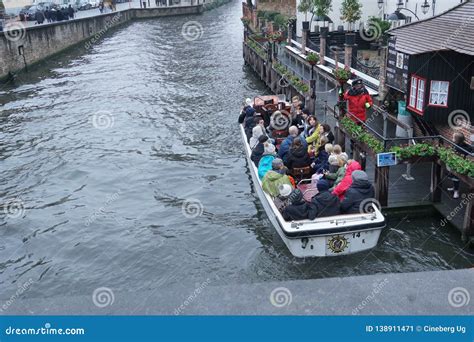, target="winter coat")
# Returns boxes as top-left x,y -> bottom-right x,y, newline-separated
310,191 -> 341,217
327,166 -> 346,190
340,179 -> 375,214
344,88 -> 373,123
262,171 -> 292,197
313,150 -> 329,173
250,142 -> 264,167
282,200 -> 316,221
332,161 -> 362,200
305,124 -> 321,154
258,154 -> 275,180
278,135 -> 307,163
286,145 -> 312,170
